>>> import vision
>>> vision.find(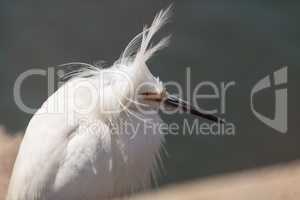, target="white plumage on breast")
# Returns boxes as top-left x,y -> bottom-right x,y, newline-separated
7,6 -> 171,200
